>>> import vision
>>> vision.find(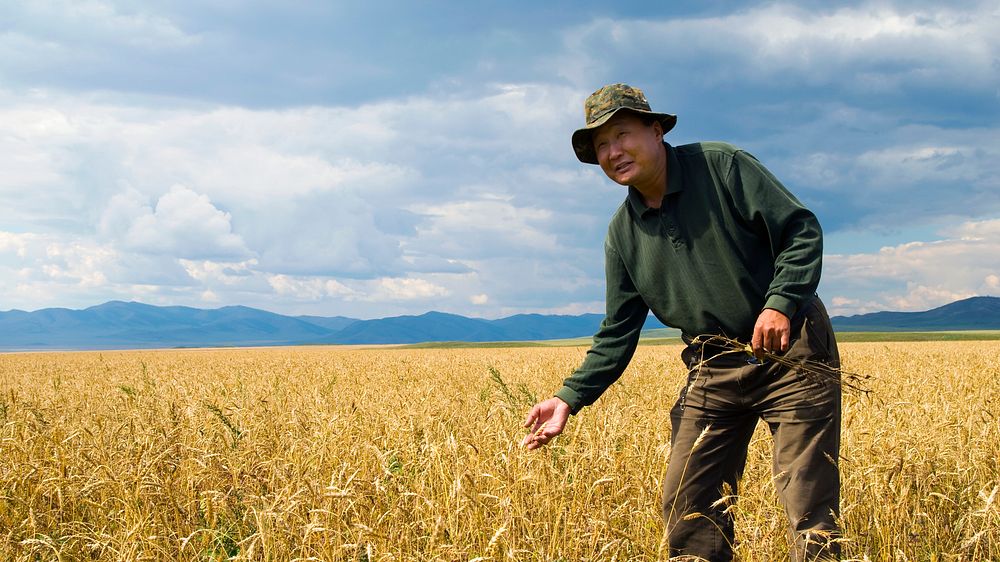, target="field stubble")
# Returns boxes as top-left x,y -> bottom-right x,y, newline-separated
0,342 -> 997,561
